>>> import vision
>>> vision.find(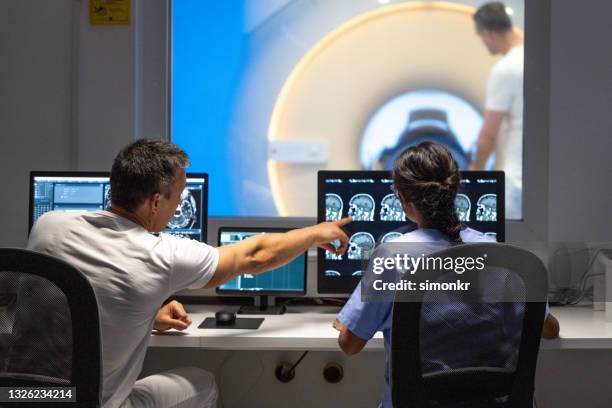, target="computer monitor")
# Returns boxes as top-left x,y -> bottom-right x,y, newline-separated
317,170 -> 505,294
216,227 -> 307,315
29,171 -> 209,242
